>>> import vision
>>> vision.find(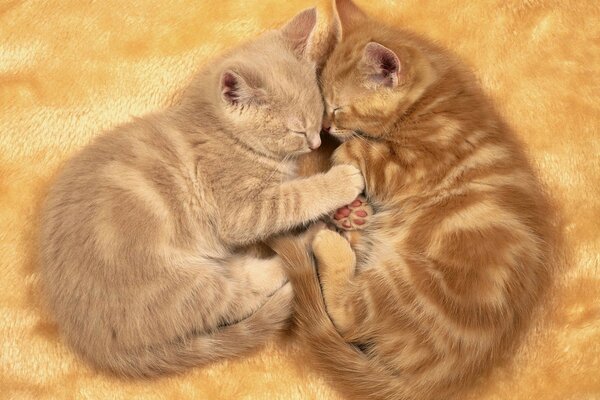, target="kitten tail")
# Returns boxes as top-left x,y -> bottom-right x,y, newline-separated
271,237 -> 415,400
